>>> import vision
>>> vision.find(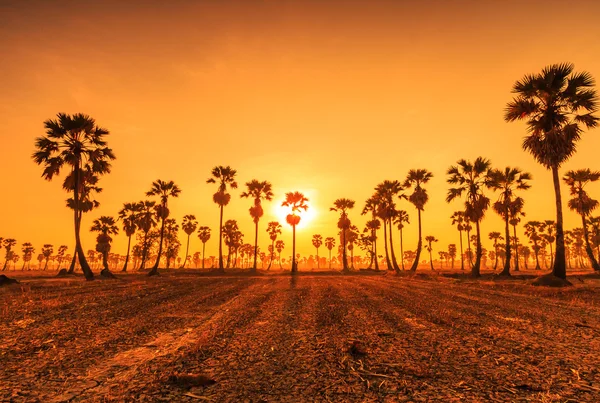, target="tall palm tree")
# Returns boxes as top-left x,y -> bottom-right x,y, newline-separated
542,220 -> 557,268
266,221 -> 282,270
207,166 -> 238,272
448,244 -> 457,269
90,216 -> 119,278
564,169 -> 600,271
404,169 -> 434,272
394,210 -> 409,270
488,167 -> 532,276
275,240 -> 285,269
312,234 -> 323,269
136,200 -> 158,270
2,239 -> 17,271
374,181 -> 403,272
146,180 -> 181,276
240,180 -> 274,273
282,191 -> 309,274
41,244 -> 53,270
505,63 -> 598,280
180,215 -> 198,268
32,113 -> 115,280
524,221 -> 544,270
446,158 -> 493,277
325,237 -> 335,270
118,202 -> 139,272
424,235 -> 438,270
365,219 -> 381,270
197,226 -> 211,270
21,243 -> 35,270
331,198 -> 355,273
508,199 -> 526,271
488,232 -> 503,270
362,196 -> 381,271
450,211 -> 467,271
